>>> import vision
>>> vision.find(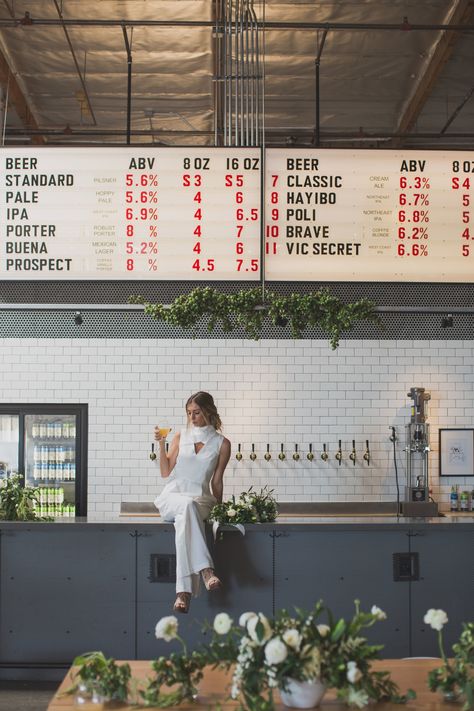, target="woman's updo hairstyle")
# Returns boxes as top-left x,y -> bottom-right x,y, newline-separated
186,391 -> 222,431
